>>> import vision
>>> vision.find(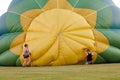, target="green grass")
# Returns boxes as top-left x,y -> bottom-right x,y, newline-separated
0,64 -> 120,80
